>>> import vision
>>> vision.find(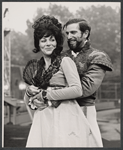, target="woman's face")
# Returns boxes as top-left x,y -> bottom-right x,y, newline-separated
39,35 -> 57,56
